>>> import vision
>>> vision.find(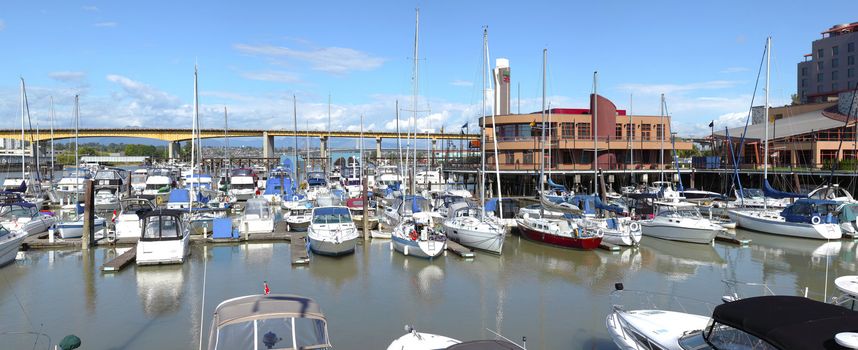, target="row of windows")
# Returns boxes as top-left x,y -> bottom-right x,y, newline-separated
801,55 -> 856,77
494,122 -> 668,141
818,43 -> 856,59
810,68 -> 856,83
